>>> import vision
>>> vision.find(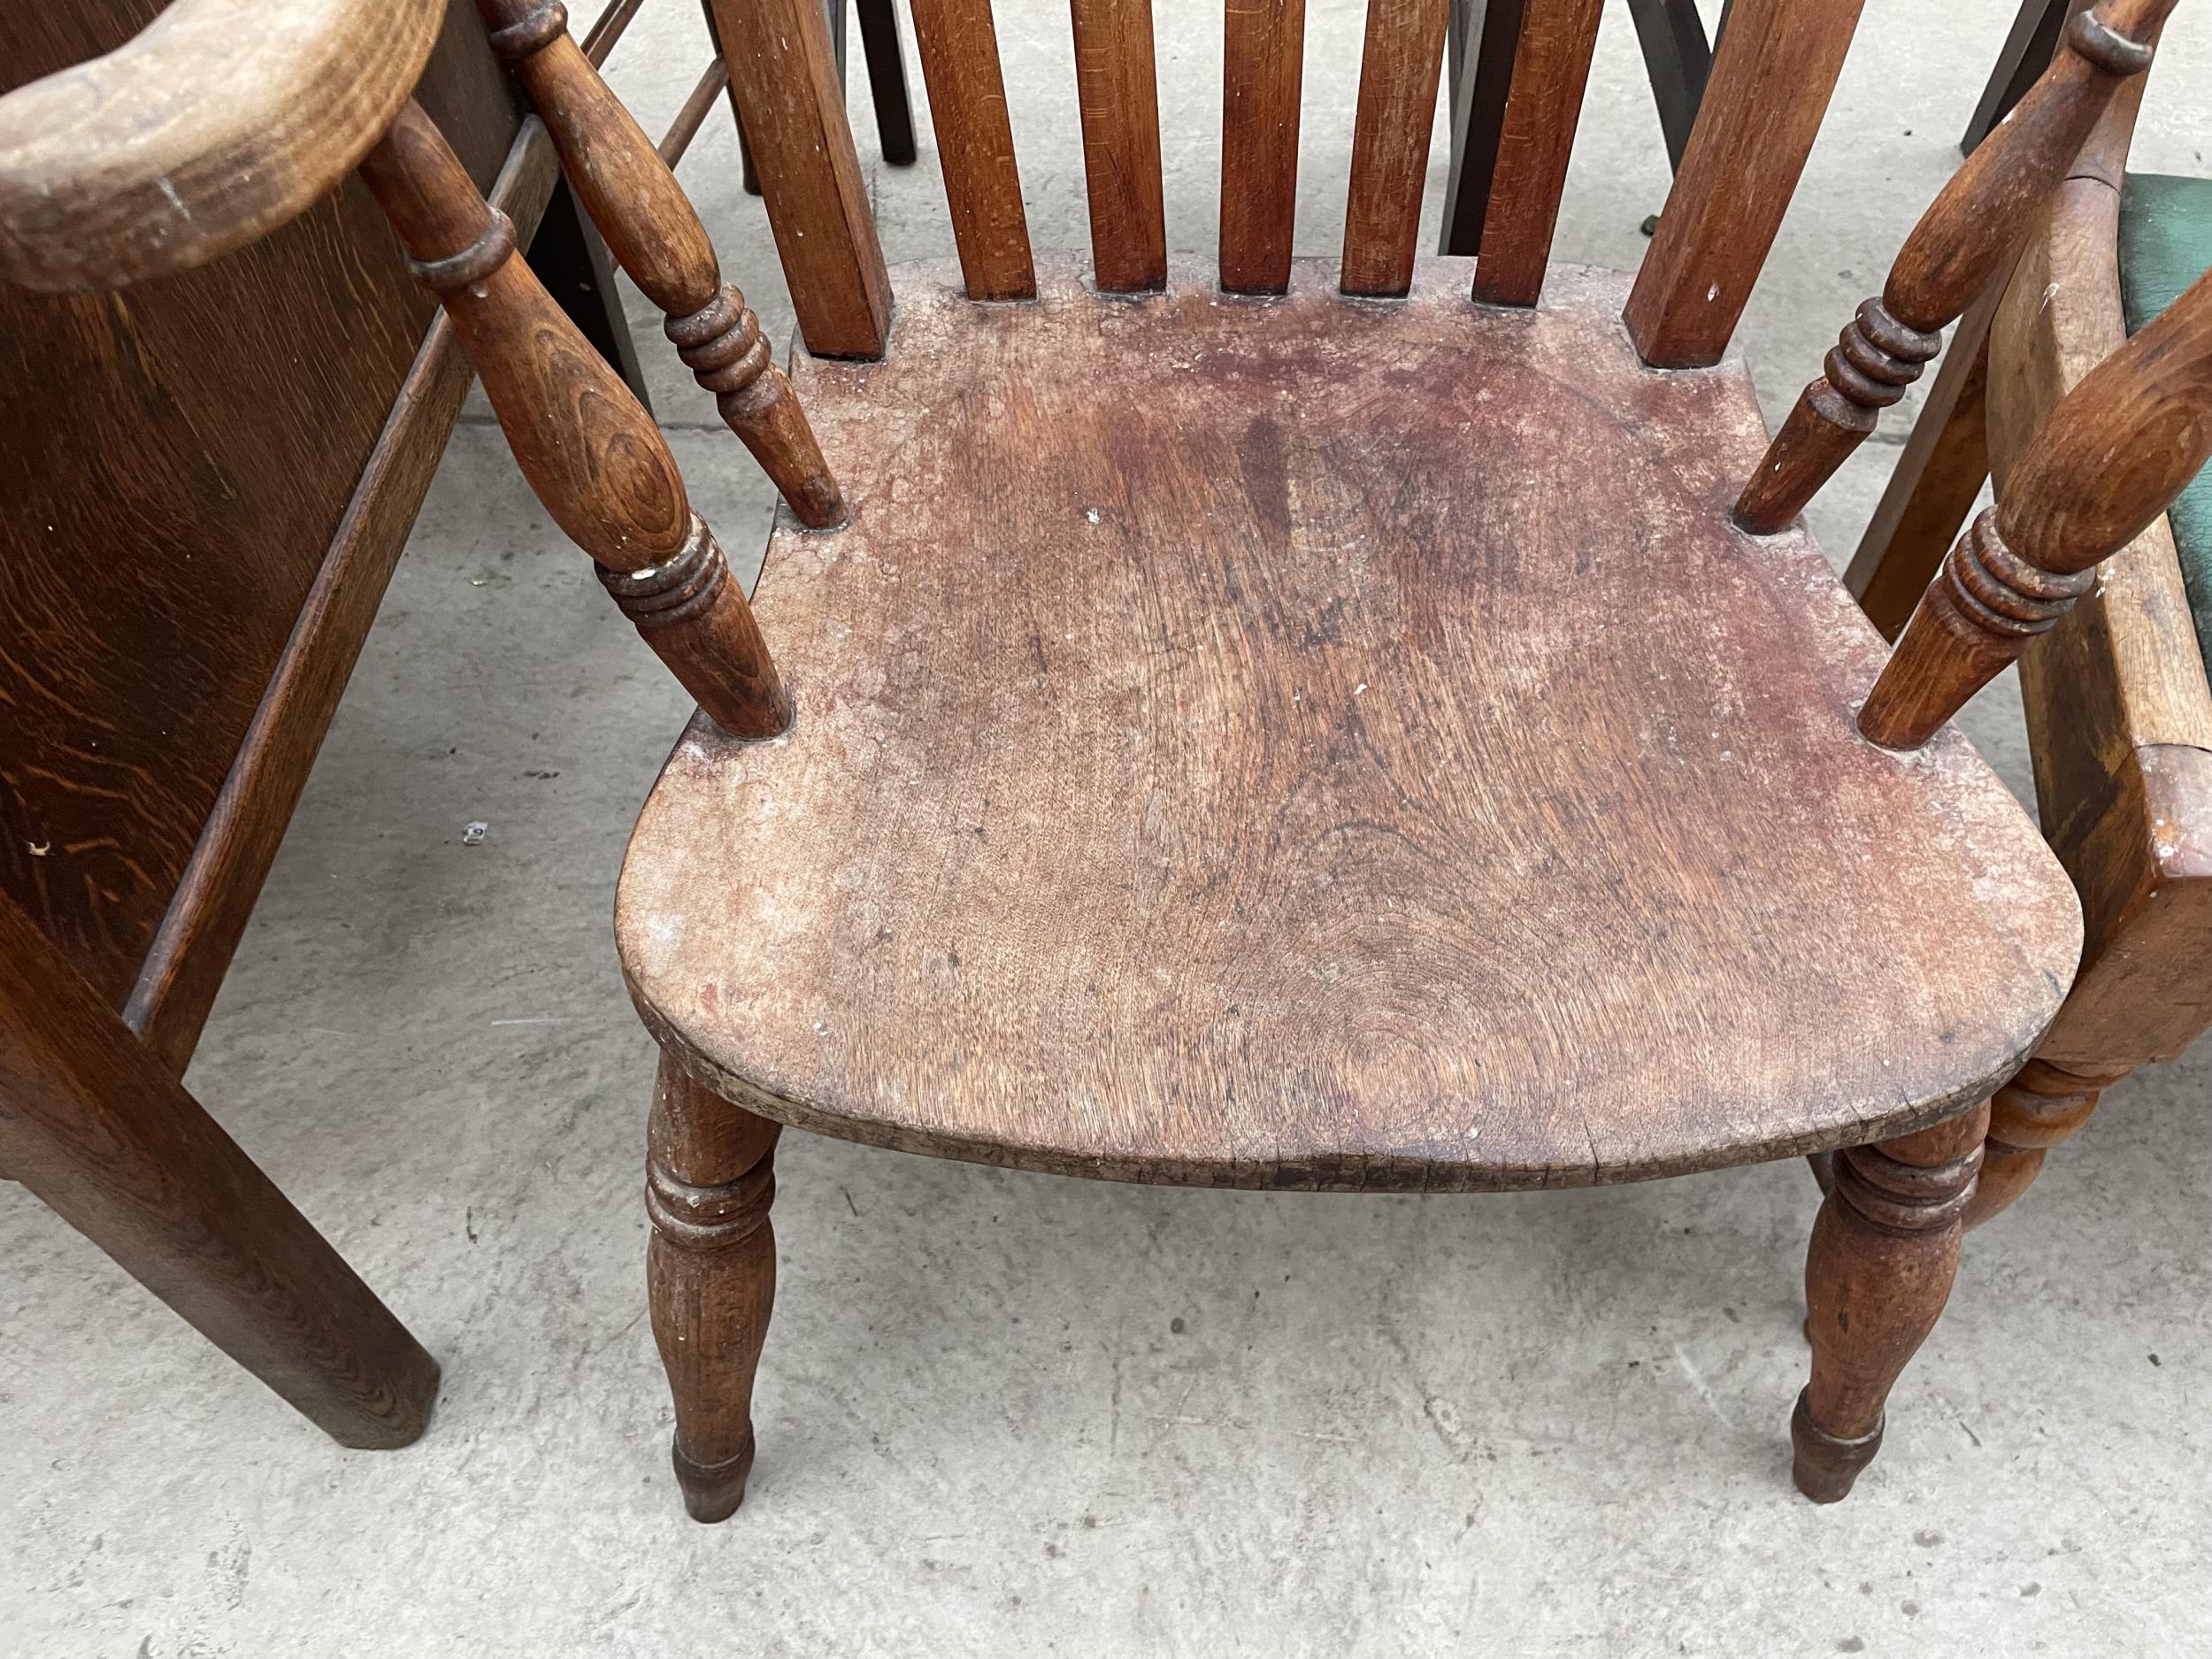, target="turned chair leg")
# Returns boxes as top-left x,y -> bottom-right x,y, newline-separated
1966,1056 -> 2129,1229
1793,1101 -> 1988,1502
646,1048 -> 781,1523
